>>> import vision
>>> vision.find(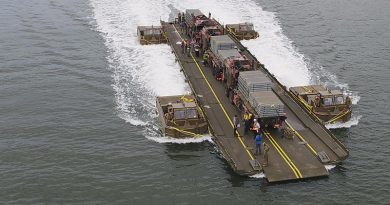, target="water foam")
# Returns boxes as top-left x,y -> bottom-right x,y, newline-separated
171,0 -> 311,88
325,165 -> 336,171
250,172 -> 266,179
146,134 -> 213,144
90,0 -> 189,127
311,65 -> 361,105
326,115 -> 362,129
